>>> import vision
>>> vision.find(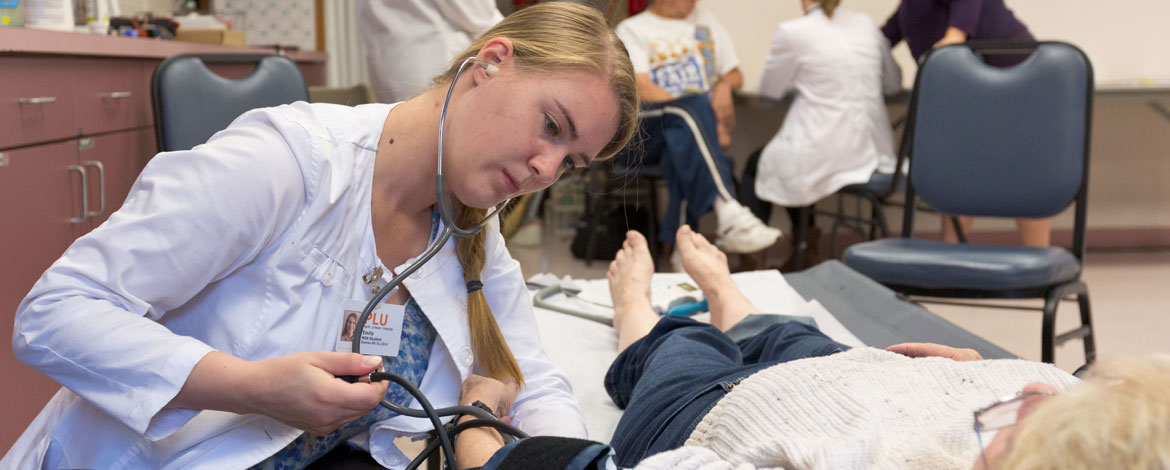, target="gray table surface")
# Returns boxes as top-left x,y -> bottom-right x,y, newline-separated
785,260 -> 1018,360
